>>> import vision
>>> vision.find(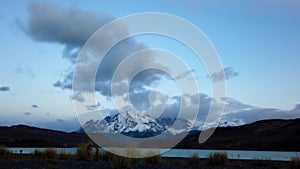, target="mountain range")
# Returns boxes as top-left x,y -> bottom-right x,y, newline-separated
0,118 -> 300,151
79,111 -> 192,138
